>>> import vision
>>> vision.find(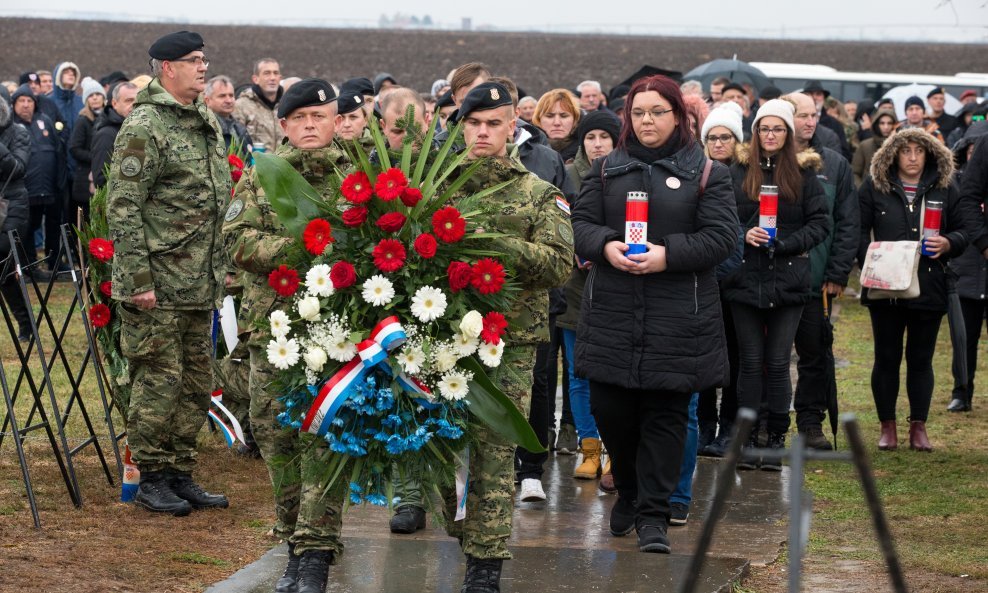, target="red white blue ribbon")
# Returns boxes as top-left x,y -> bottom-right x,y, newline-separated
208,391 -> 246,446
